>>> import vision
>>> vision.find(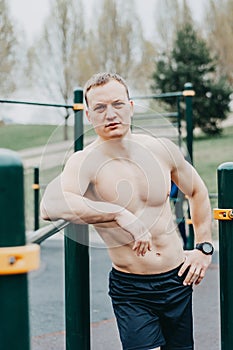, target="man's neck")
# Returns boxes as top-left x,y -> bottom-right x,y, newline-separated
96,131 -> 133,159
